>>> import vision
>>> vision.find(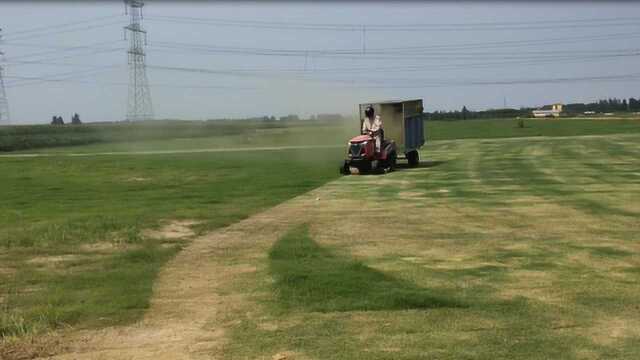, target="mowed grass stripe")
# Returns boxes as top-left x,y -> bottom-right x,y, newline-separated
223,134 -> 640,359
